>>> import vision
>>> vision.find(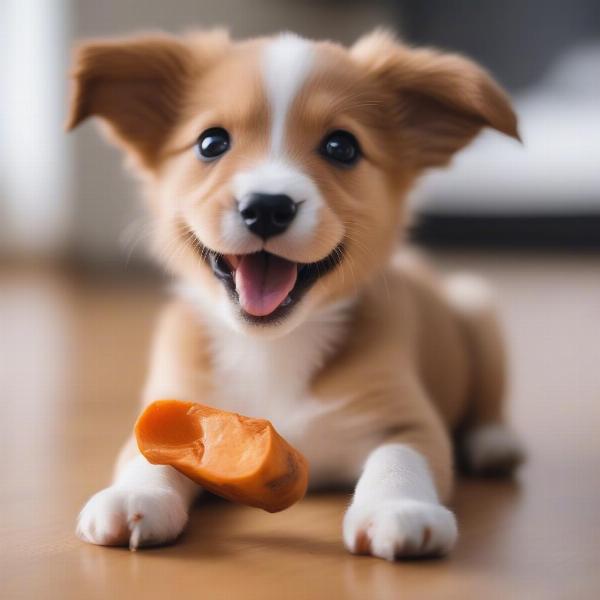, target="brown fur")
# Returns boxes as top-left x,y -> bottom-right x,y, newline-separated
69,29 -> 518,511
